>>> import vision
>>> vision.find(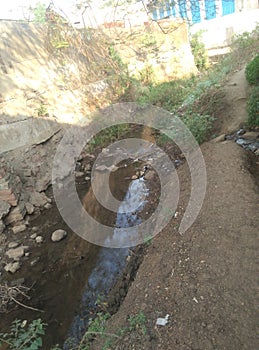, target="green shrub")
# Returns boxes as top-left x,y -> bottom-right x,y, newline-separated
245,55 -> 259,85
190,31 -> 209,71
247,85 -> 259,127
0,319 -> 46,350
